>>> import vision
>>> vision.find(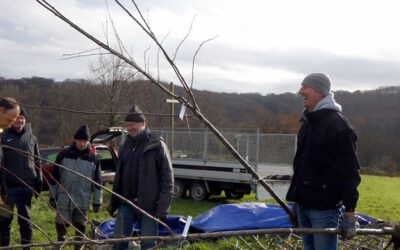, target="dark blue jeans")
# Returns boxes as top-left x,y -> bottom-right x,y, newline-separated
112,204 -> 158,250
297,205 -> 340,250
0,187 -> 33,249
